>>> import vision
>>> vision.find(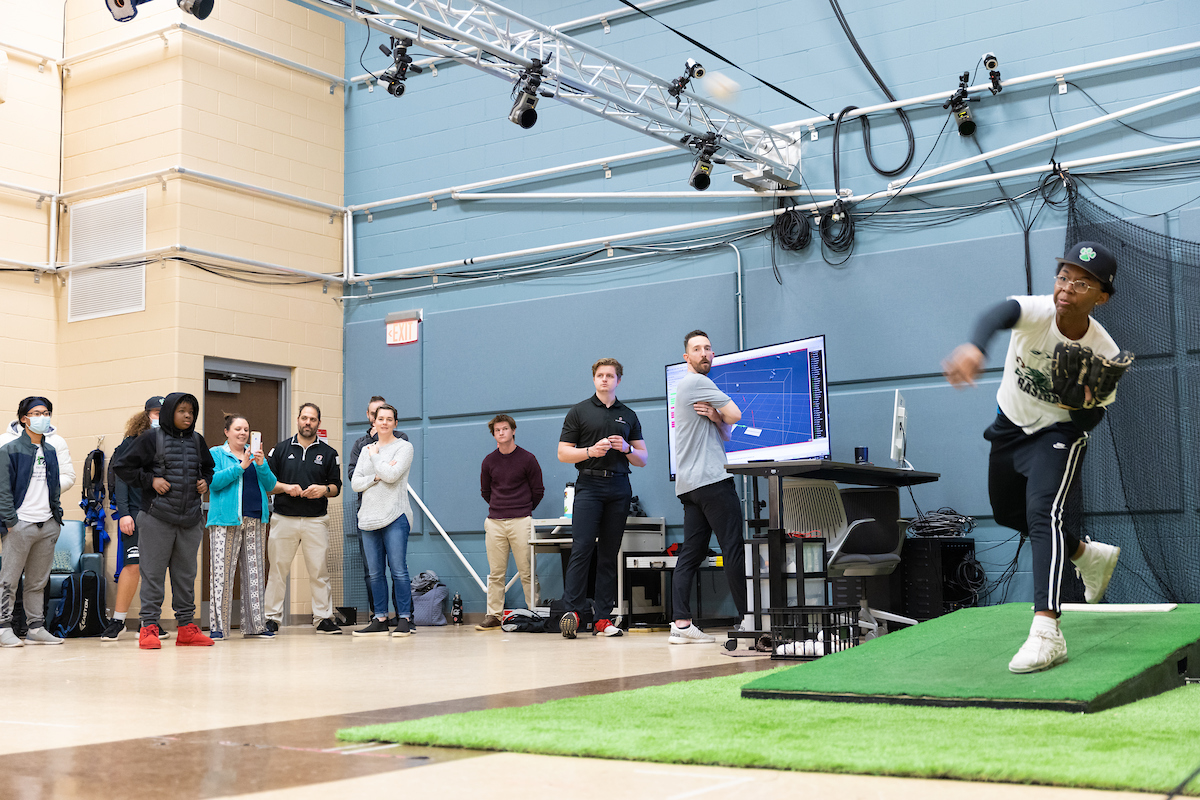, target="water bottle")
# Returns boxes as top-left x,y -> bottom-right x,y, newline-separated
564,482 -> 575,519
451,592 -> 462,625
